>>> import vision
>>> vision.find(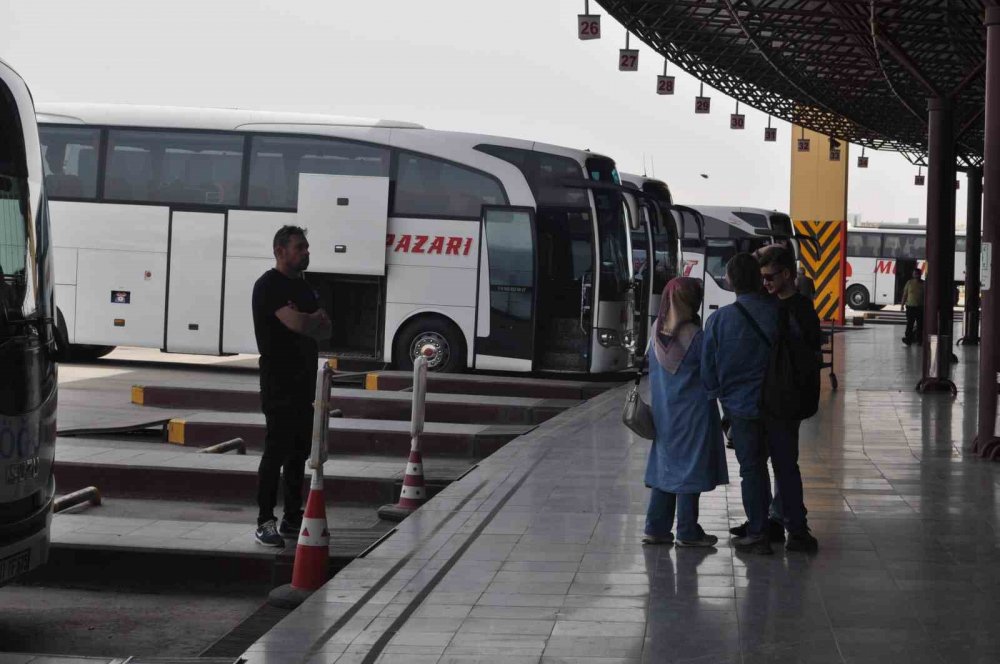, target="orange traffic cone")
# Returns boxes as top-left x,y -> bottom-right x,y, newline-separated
268,469 -> 329,608
377,445 -> 427,521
